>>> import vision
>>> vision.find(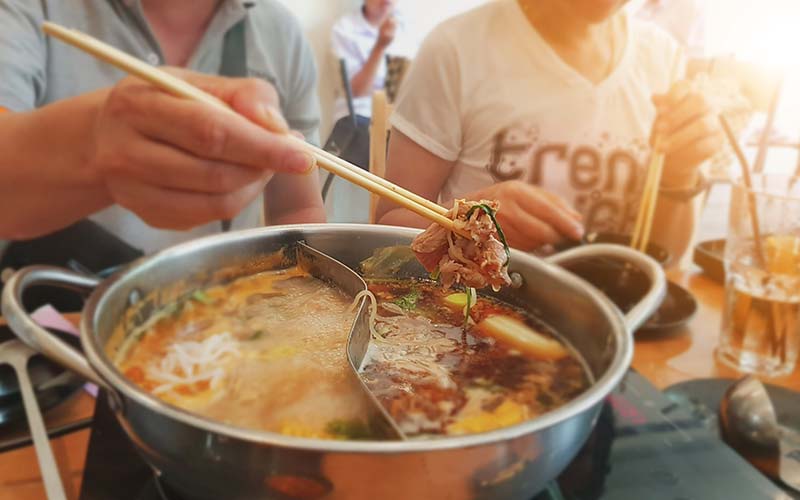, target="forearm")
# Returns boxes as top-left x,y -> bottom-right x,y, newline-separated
650,197 -> 697,266
350,44 -> 386,98
0,92 -> 111,239
263,168 -> 326,225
